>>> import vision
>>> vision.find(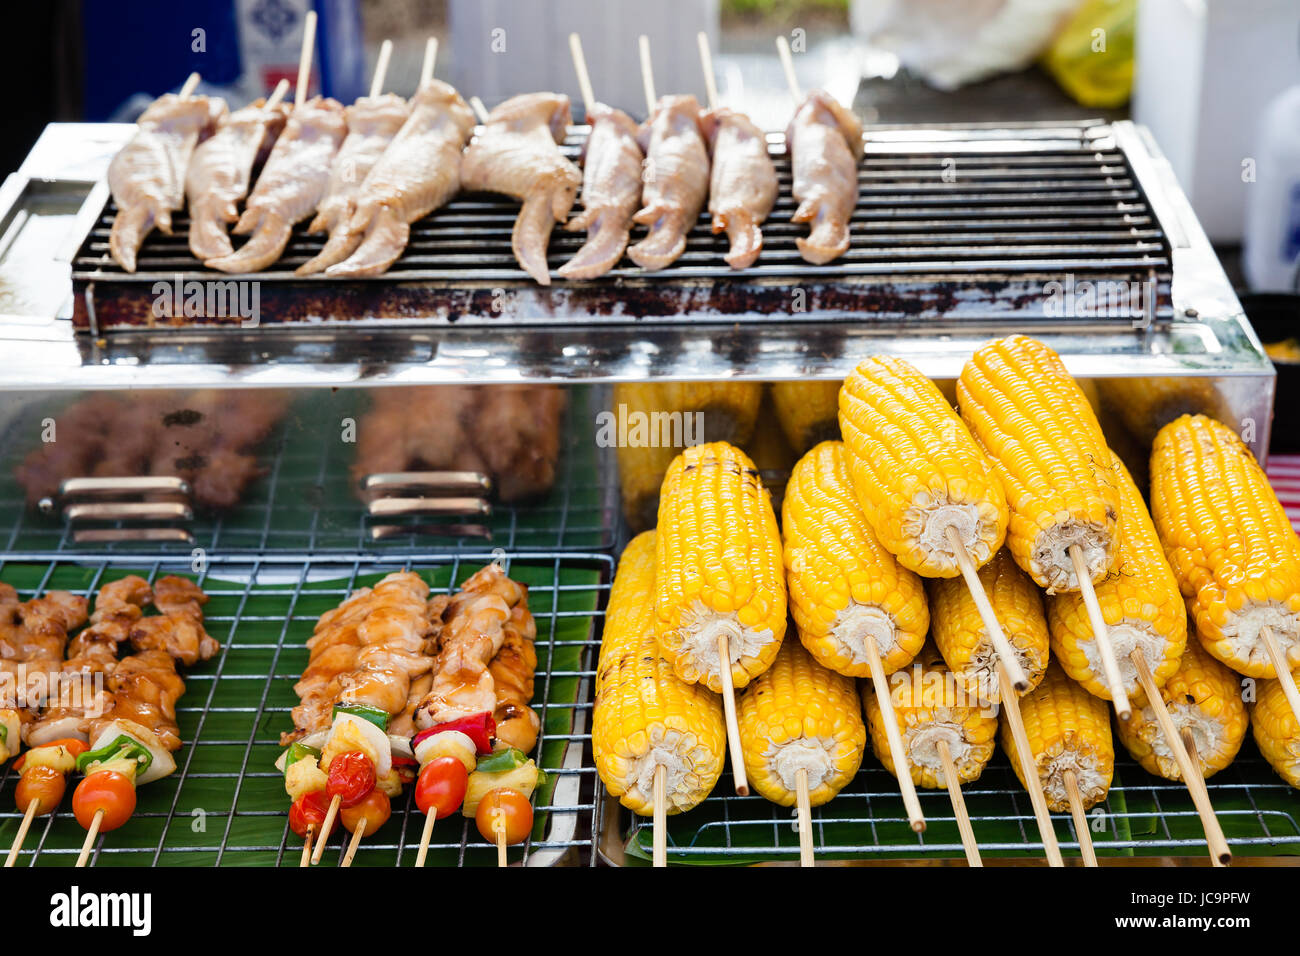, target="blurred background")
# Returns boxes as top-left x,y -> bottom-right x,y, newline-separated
5,0 -> 1300,291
